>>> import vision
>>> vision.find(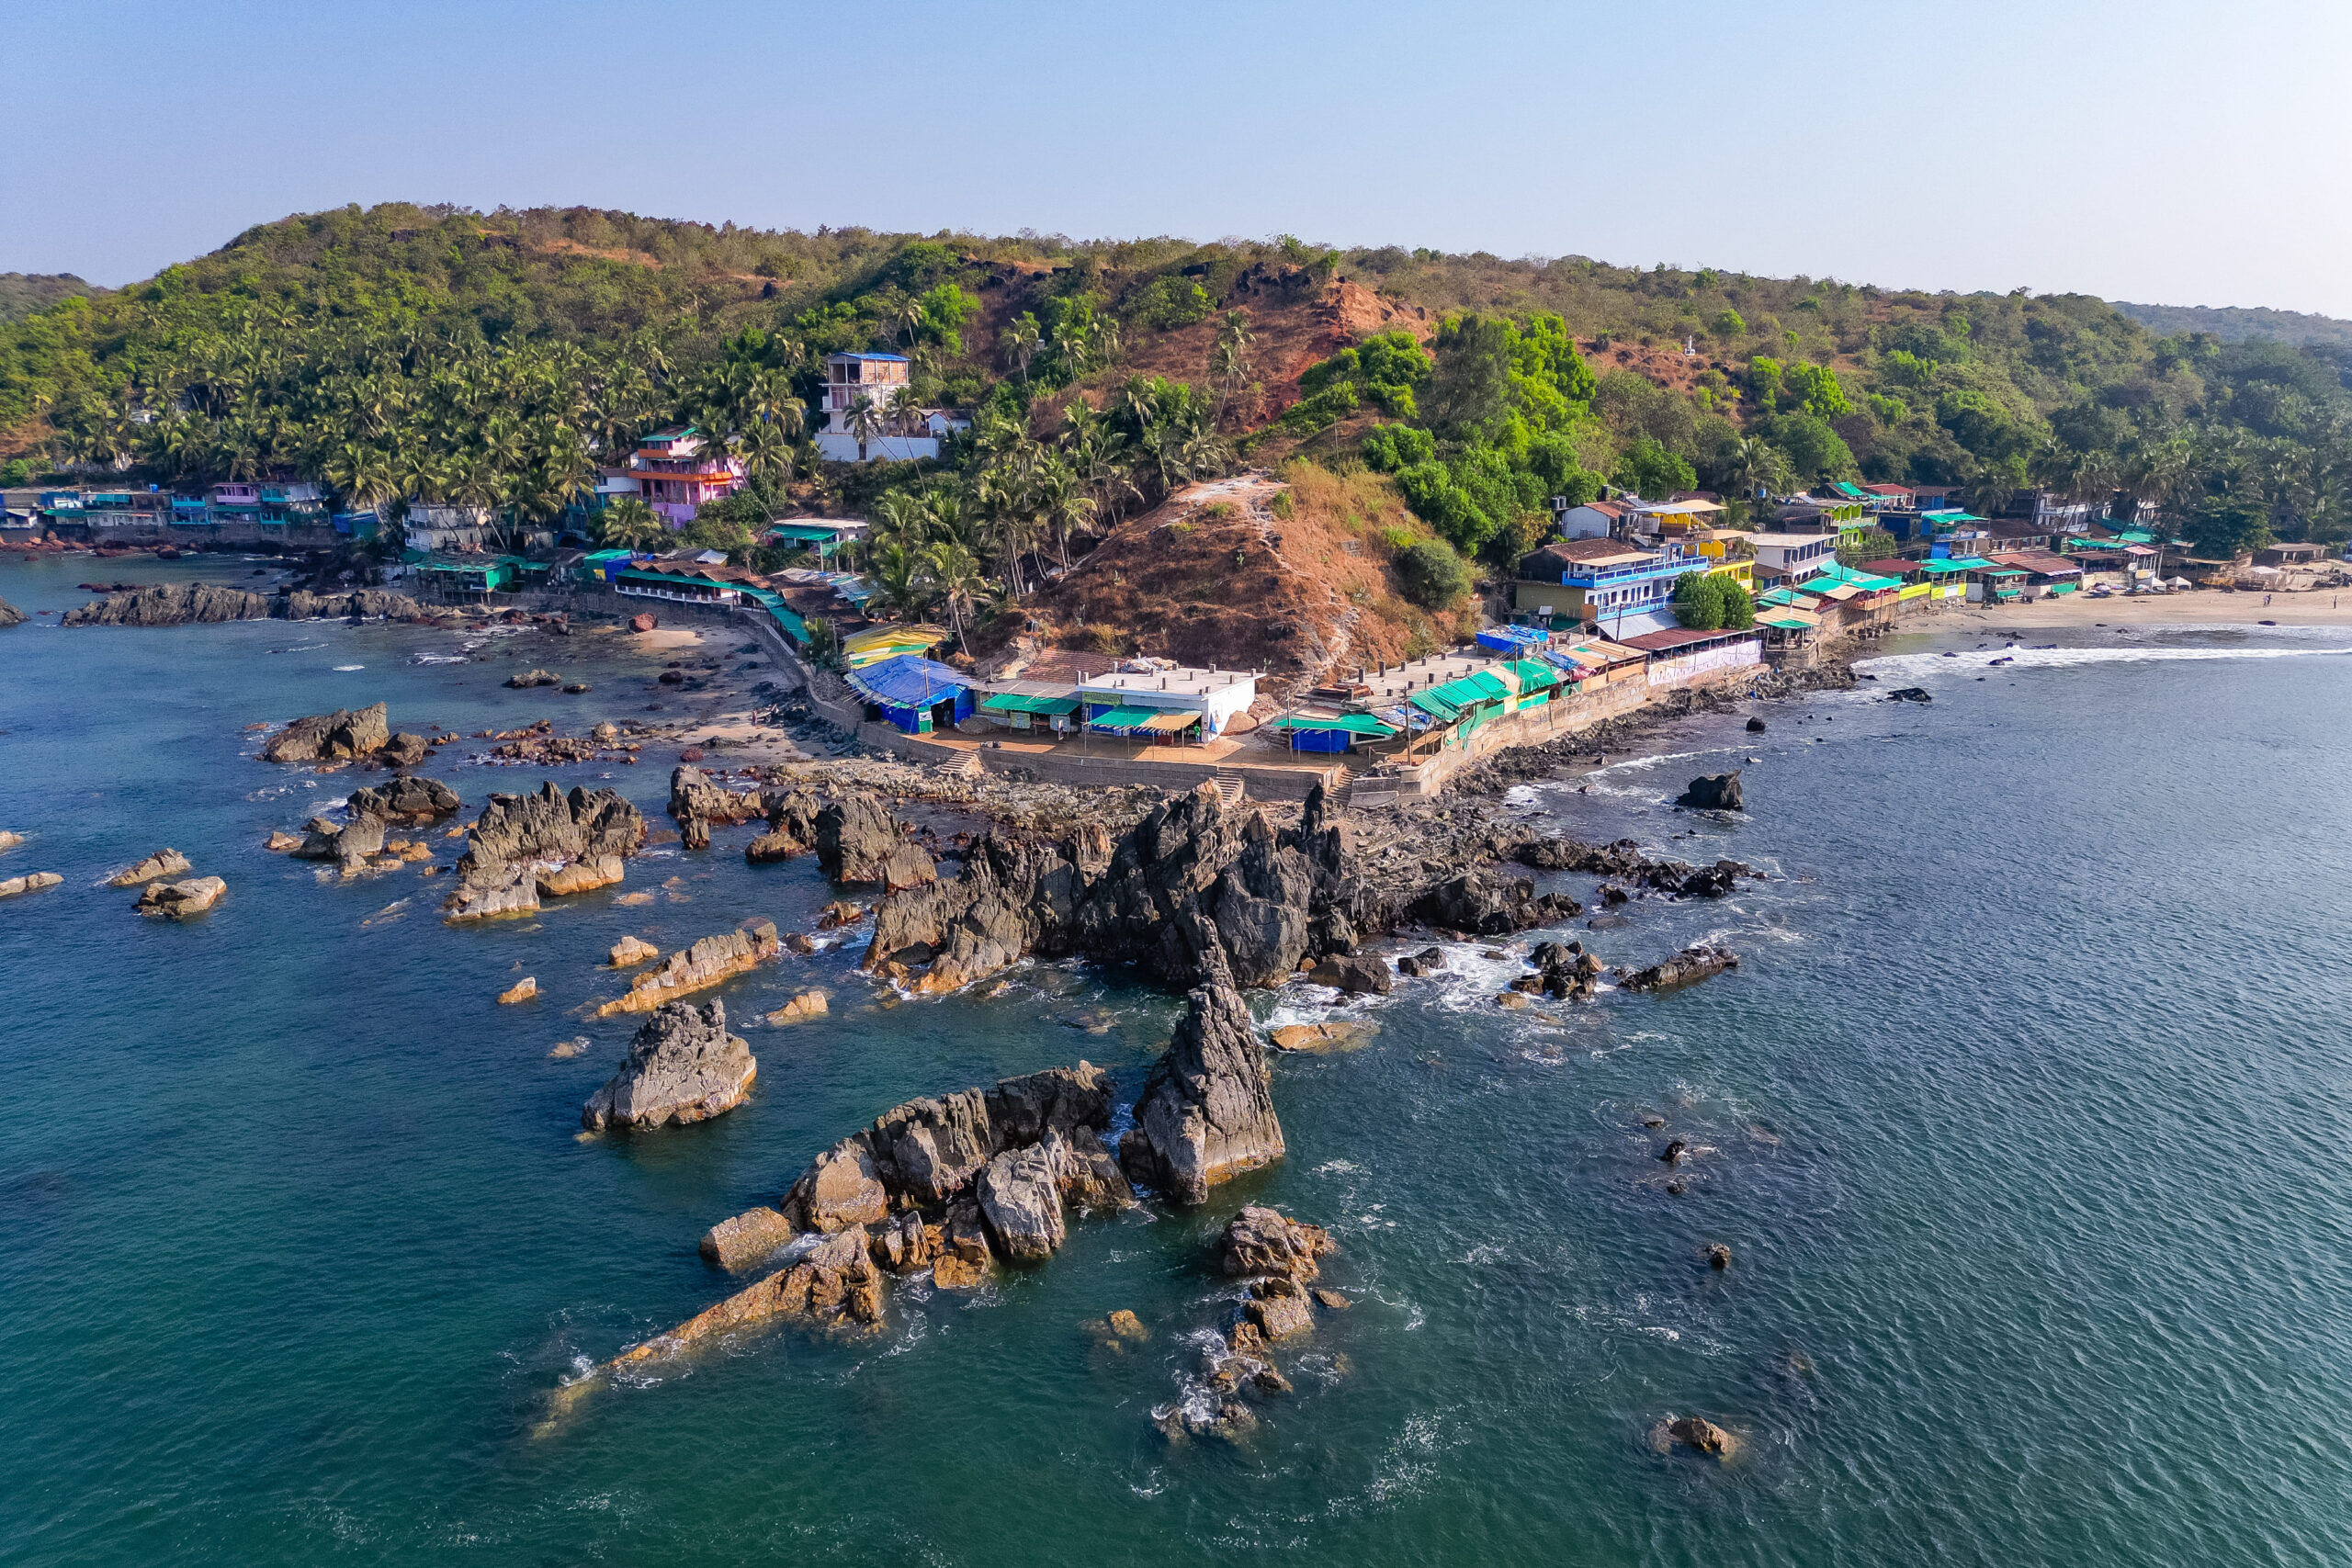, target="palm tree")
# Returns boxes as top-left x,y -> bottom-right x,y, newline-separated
845,394 -> 885,463
999,314 -> 1043,386
924,539 -> 989,657
739,418 -> 794,488
867,540 -> 931,621
597,496 -> 664,551
888,385 -> 927,438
